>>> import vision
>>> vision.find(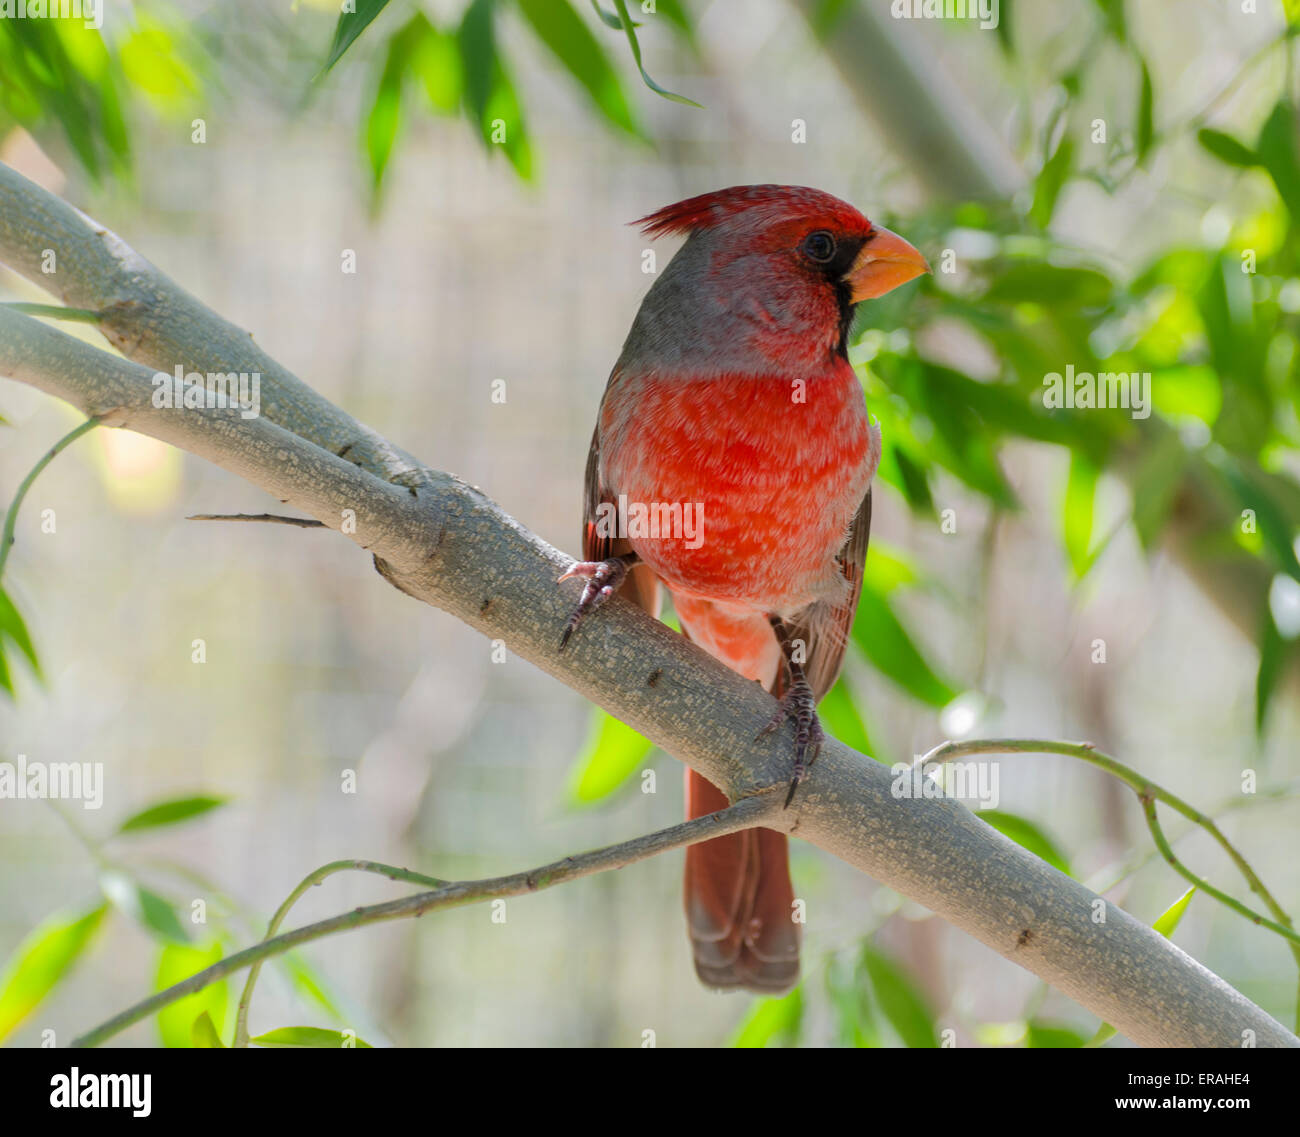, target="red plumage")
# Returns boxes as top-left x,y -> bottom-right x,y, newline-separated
635,183 -> 877,240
